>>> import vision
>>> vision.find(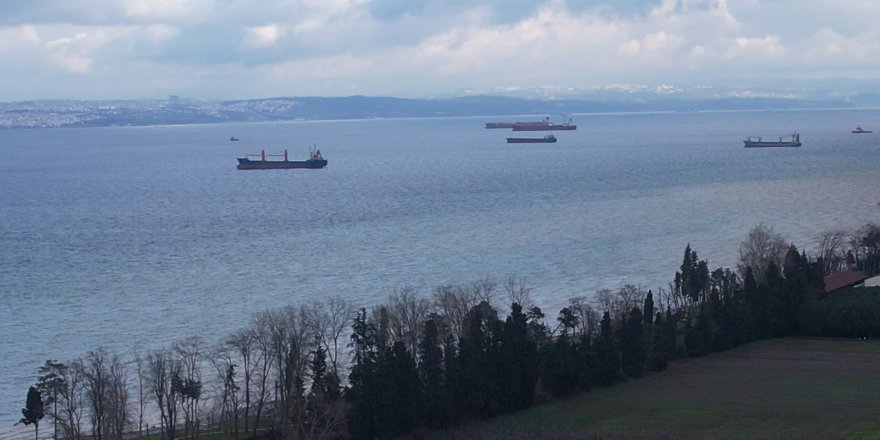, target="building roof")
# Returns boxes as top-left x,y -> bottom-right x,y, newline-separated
824,269 -> 867,294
